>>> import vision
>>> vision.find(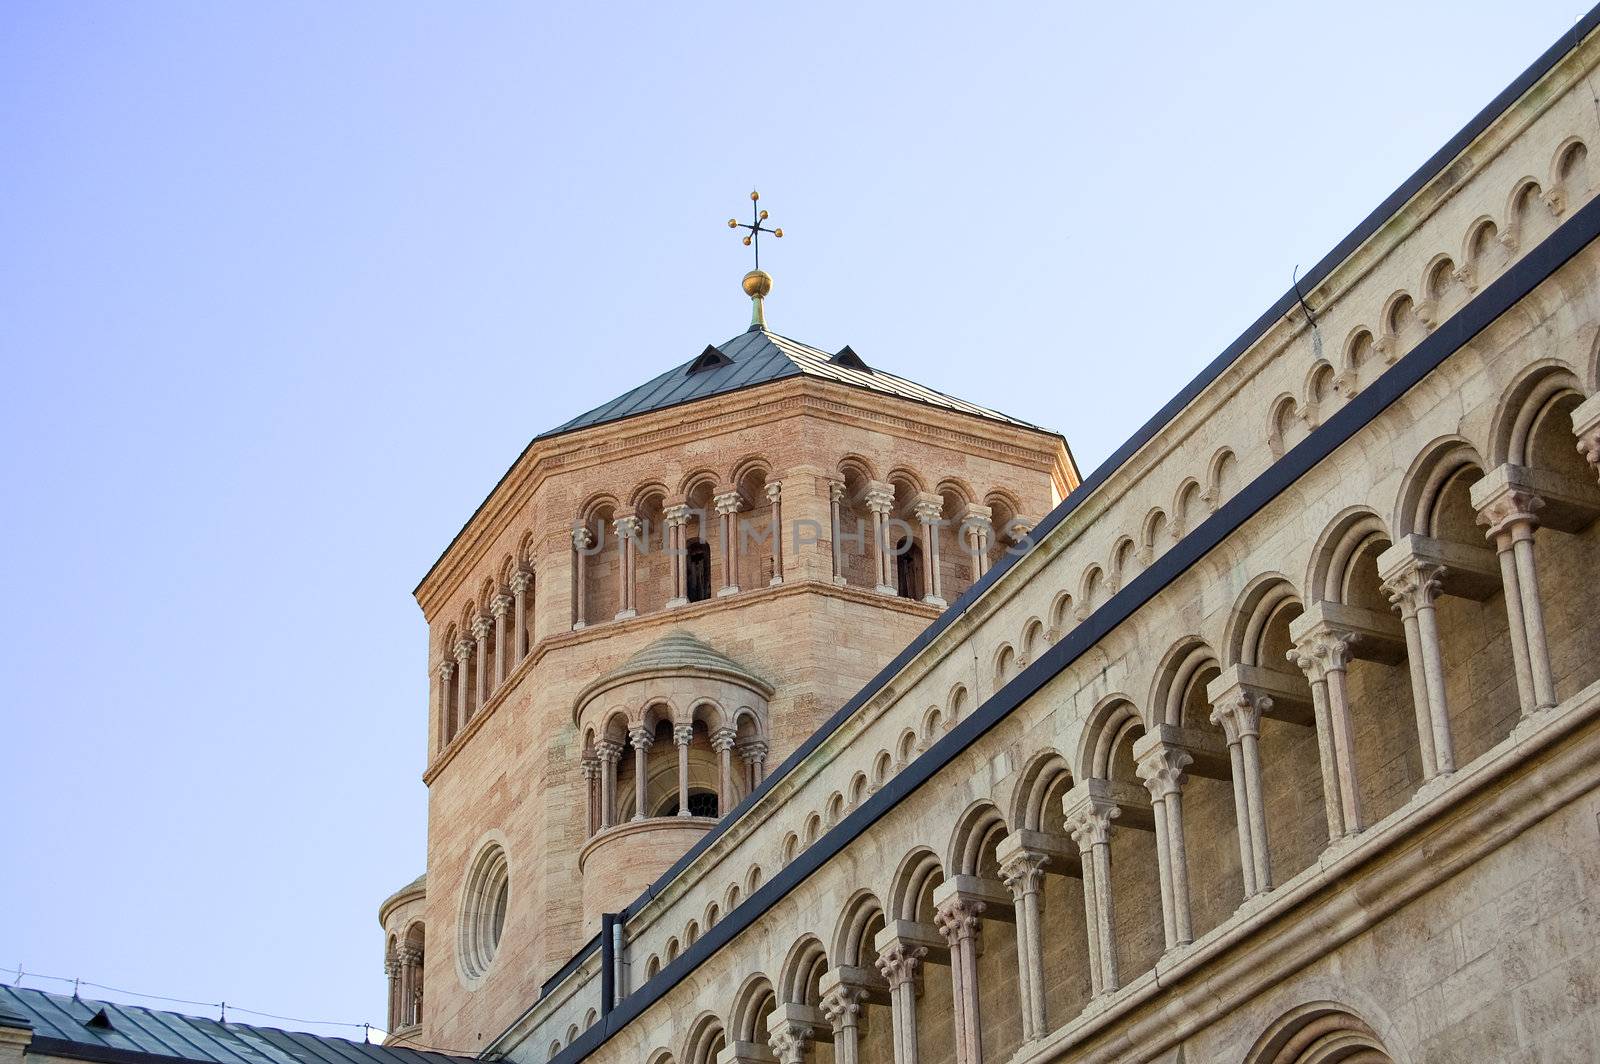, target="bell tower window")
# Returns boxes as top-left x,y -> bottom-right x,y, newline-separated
686,538 -> 712,602
895,537 -> 924,601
